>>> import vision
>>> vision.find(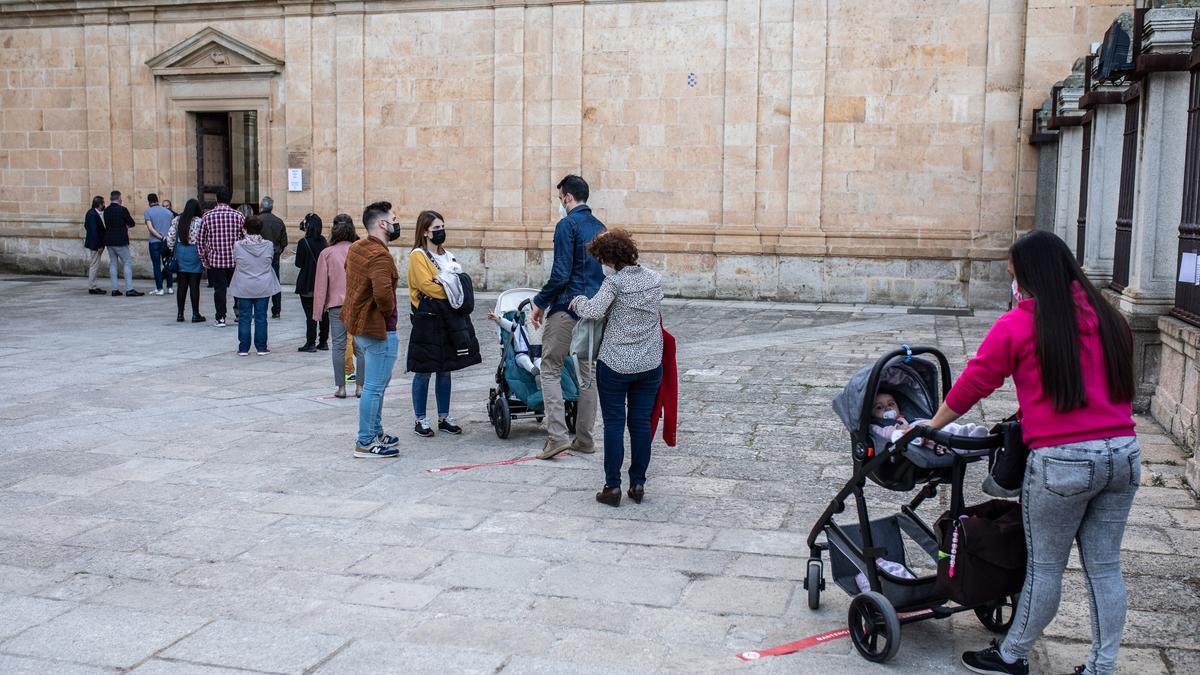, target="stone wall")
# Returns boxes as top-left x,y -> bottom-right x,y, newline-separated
0,0 -> 1129,307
